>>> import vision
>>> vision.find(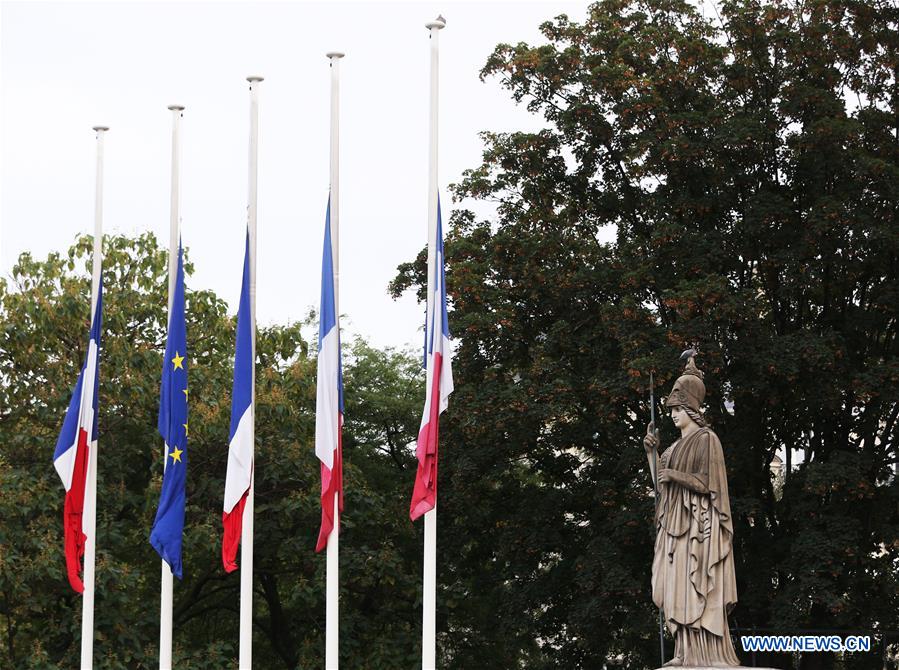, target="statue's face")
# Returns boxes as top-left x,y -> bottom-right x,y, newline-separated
670,405 -> 694,430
